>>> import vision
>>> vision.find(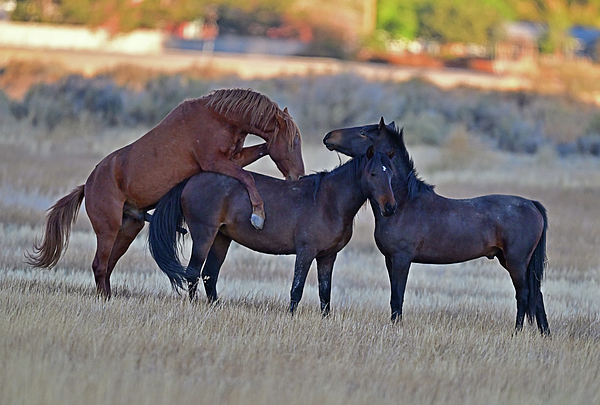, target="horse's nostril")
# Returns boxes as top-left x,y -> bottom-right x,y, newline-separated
383,202 -> 396,216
